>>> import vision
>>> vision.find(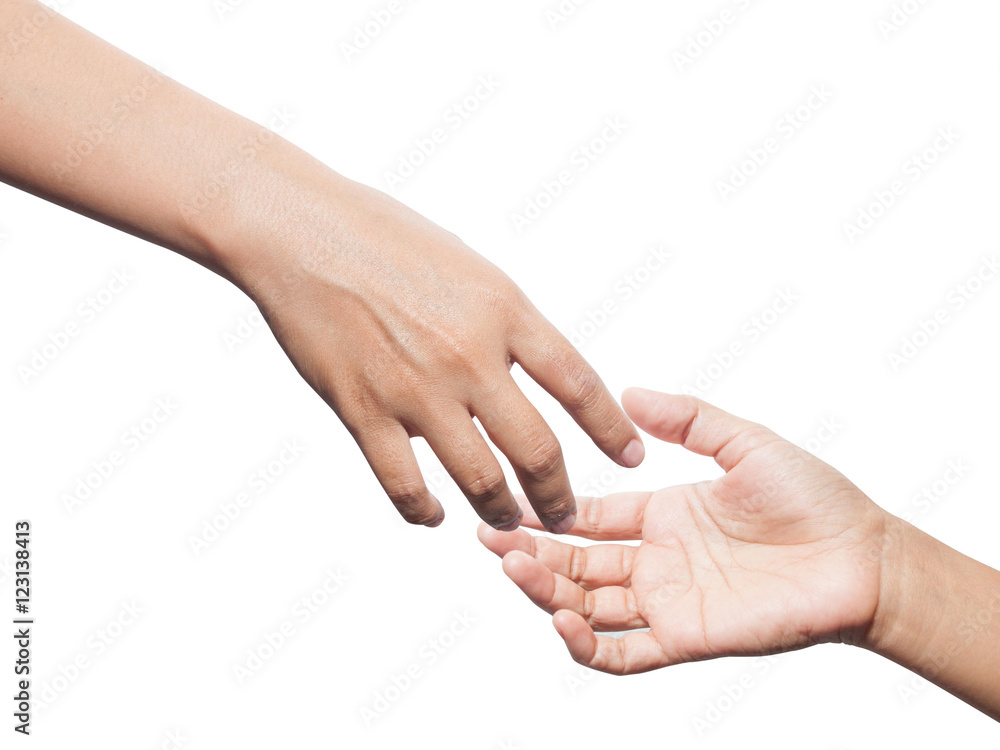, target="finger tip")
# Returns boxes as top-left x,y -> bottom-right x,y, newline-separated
476,521 -> 496,545
495,516 -> 522,533
547,513 -> 576,535
622,385 -> 660,410
501,549 -> 533,578
619,438 -> 645,468
420,495 -> 446,527
621,386 -> 647,404
553,610 -> 595,661
553,607 -> 584,626
552,609 -> 574,634
493,503 -> 524,533
480,525 -> 531,558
